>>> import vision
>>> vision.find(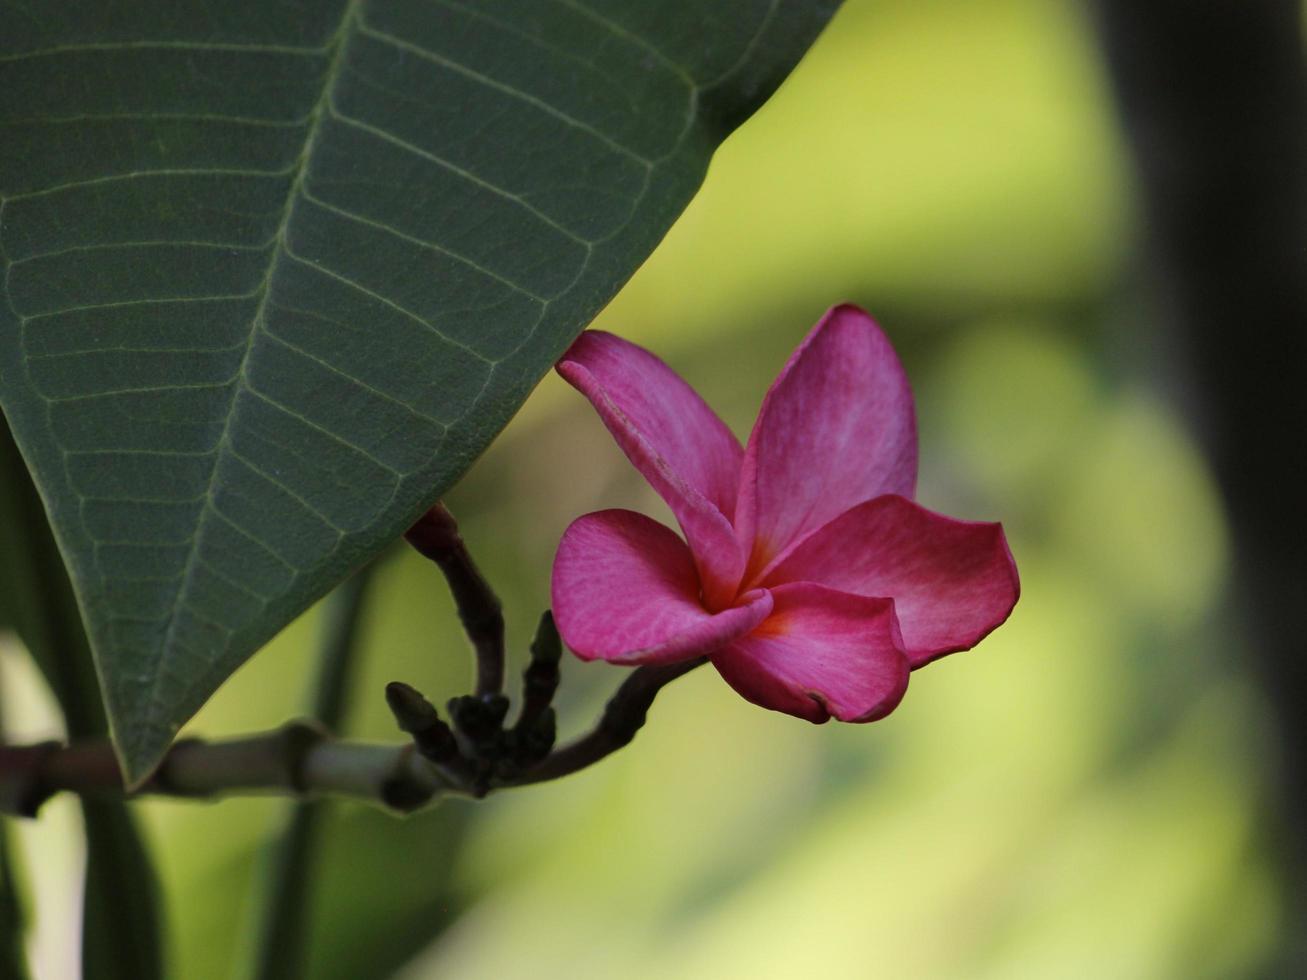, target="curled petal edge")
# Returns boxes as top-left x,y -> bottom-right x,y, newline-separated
551,509 -> 770,667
